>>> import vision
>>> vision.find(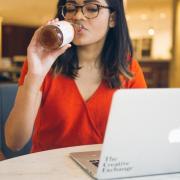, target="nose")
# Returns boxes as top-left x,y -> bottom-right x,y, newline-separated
73,7 -> 86,20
